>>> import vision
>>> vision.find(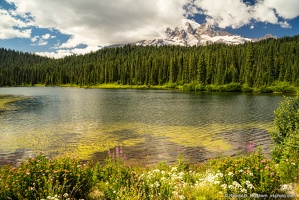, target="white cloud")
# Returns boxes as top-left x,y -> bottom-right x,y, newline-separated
2,0 -> 298,58
0,8 -> 31,39
263,0 -> 299,19
279,21 -> 291,29
8,0 -> 190,49
42,33 -> 51,40
193,0 -> 299,29
35,45 -> 101,59
30,36 -> 39,42
195,0 -> 251,28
